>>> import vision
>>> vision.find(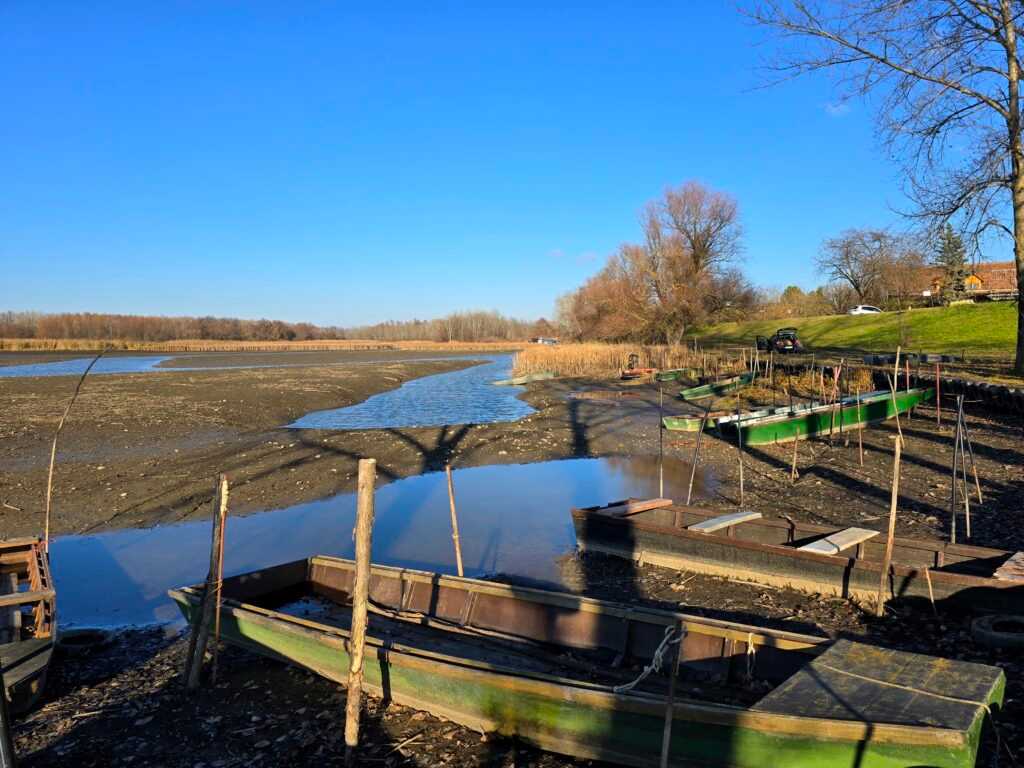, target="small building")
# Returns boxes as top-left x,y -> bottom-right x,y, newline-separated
918,260 -> 1018,301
